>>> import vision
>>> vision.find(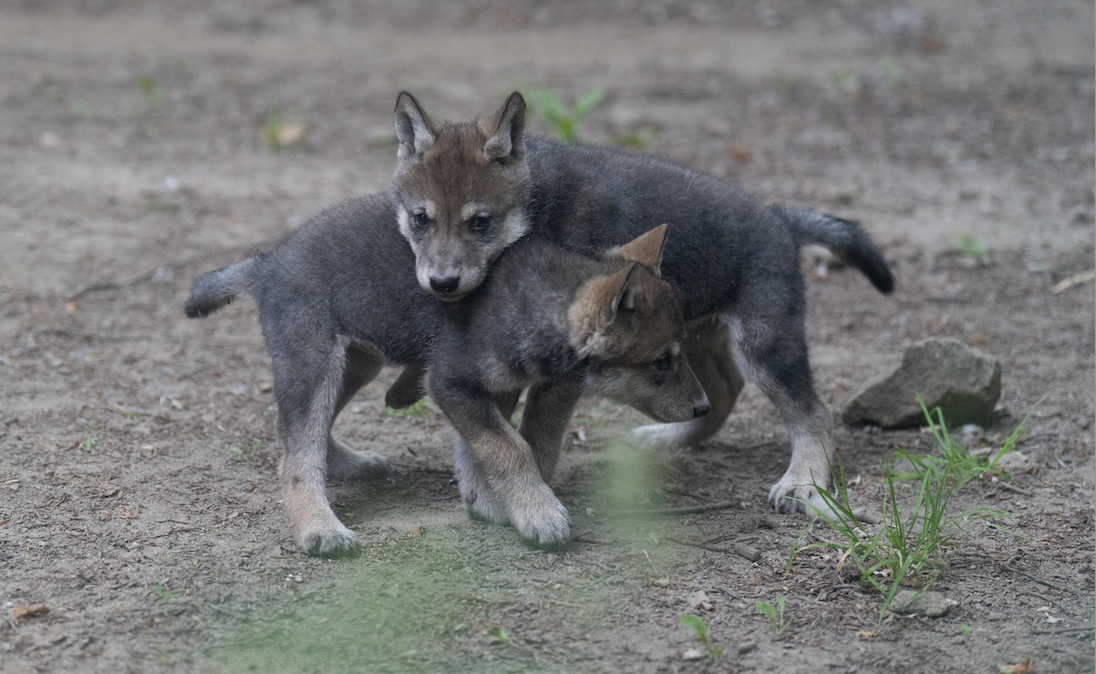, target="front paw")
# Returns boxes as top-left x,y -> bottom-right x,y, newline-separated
297,517 -> 359,557
508,485 -> 571,545
464,485 -> 508,524
768,473 -> 834,519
